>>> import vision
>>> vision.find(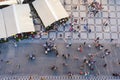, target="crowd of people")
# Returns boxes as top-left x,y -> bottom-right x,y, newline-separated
41,37 -> 120,77
0,0 -> 119,79
43,39 -> 59,57
66,0 -> 105,38
87,1 -> 104,16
